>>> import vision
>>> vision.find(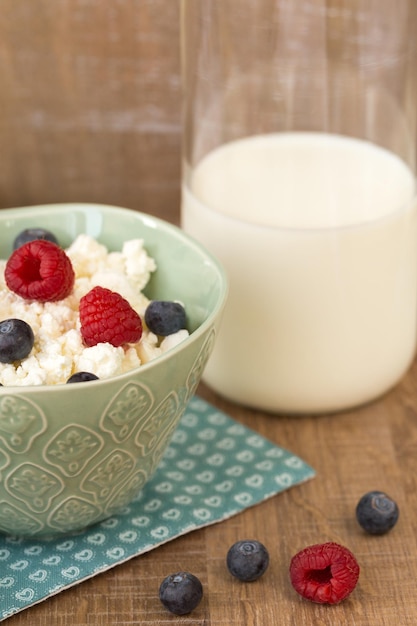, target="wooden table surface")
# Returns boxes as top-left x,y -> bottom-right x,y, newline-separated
1,1 -> 417,624
5,367 -> 417,626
